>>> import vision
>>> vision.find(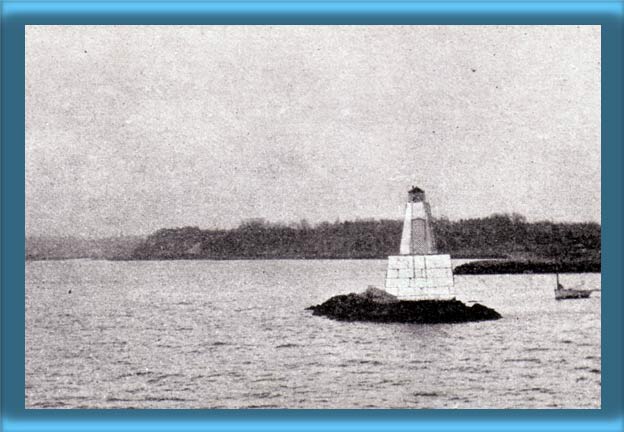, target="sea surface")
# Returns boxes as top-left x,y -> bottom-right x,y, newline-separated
26,259 -> 601,409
